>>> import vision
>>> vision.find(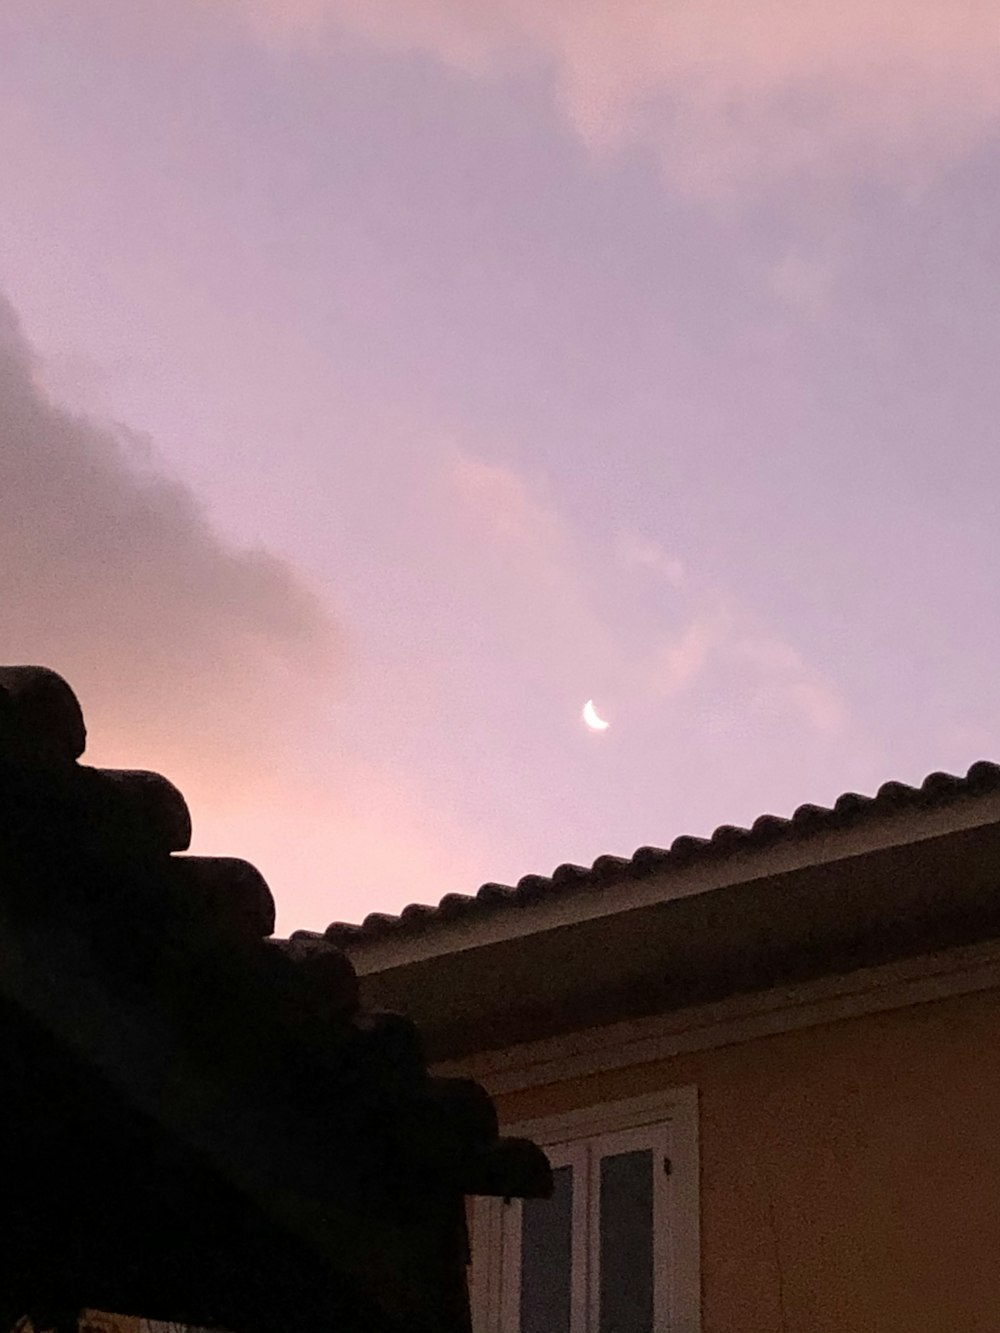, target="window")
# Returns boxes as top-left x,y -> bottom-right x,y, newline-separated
471,1088 -> 700,1333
